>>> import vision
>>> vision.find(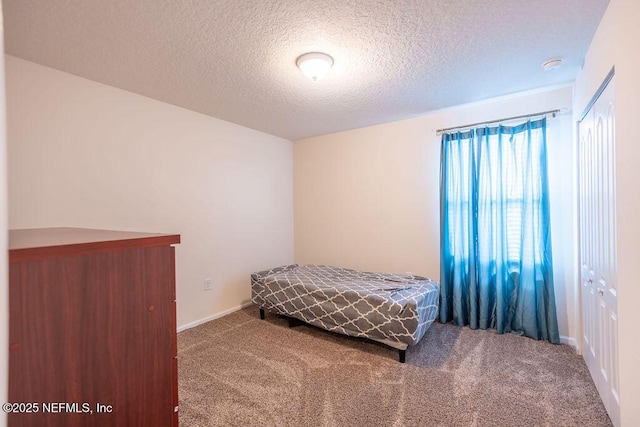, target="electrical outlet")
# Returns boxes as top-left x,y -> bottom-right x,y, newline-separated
204,278 -> 213,291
